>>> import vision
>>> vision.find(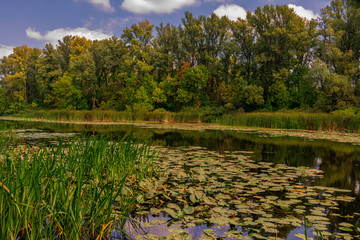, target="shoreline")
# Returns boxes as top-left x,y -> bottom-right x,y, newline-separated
2,116 -> 360,145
